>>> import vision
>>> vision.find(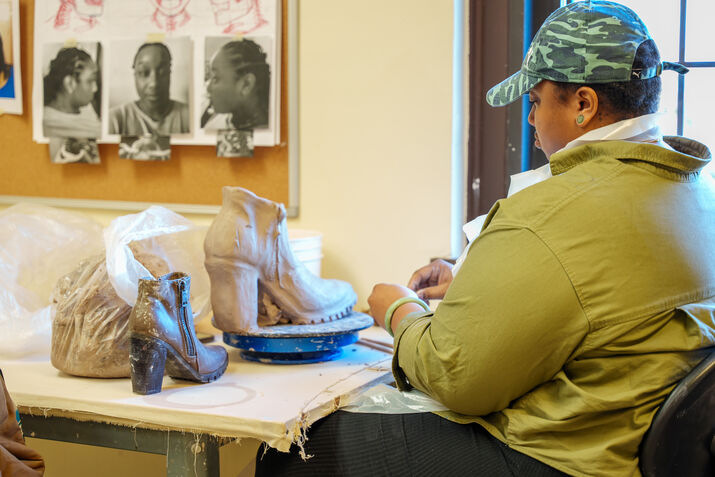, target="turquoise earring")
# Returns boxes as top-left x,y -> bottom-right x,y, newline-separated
576,114 -> 585,125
